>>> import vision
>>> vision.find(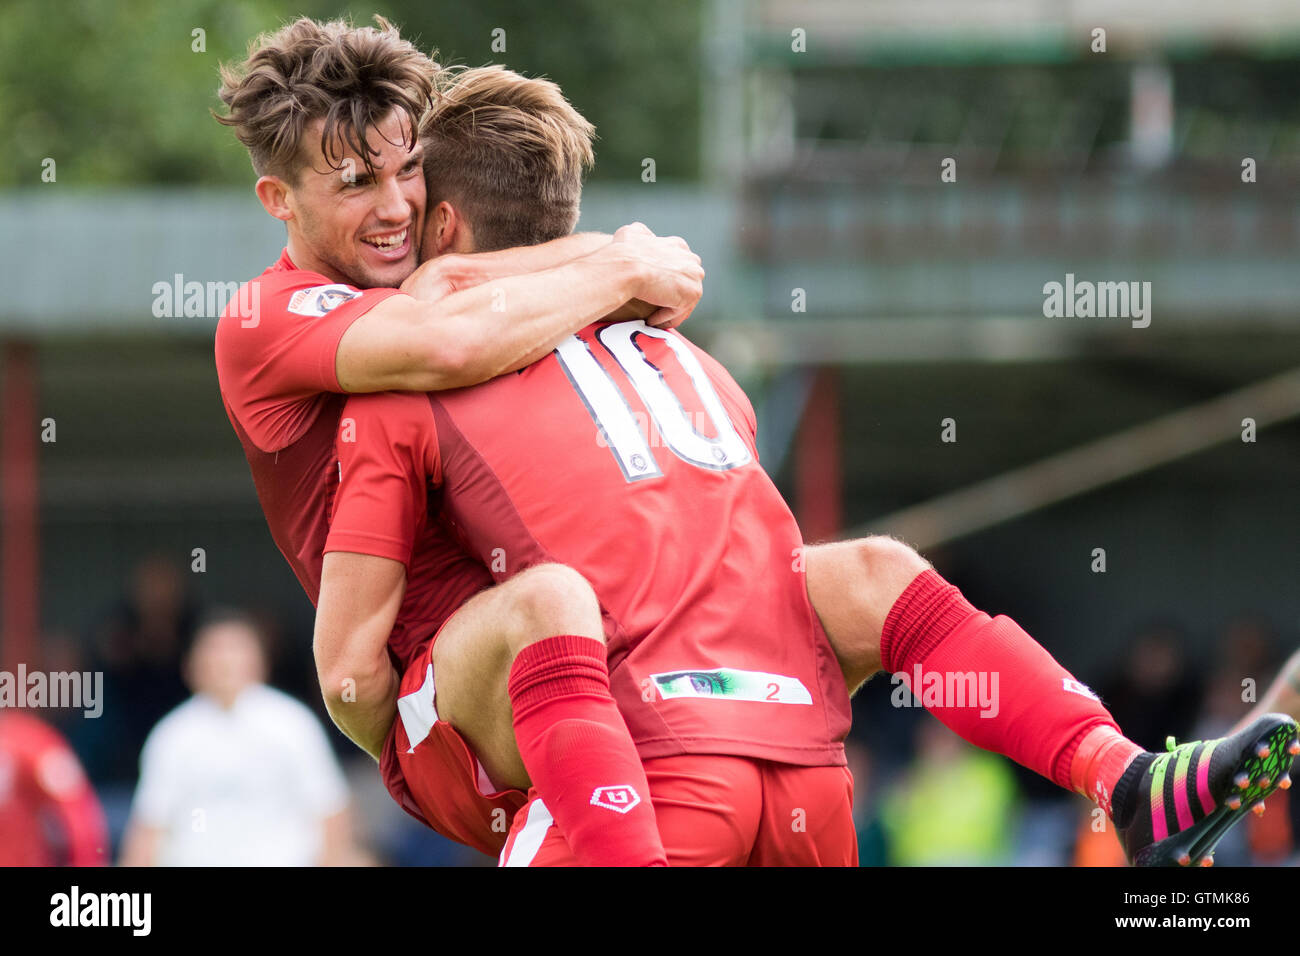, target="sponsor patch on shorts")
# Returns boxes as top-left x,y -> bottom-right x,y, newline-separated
650,668 -> 813,705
